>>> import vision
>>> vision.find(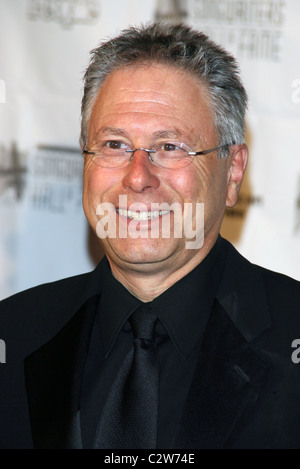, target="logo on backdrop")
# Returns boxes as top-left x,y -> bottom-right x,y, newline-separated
27,0 -> 101,28
190,0 -> 287,62
0,143 -> 27,200
155,0 -> 188,21
224,193 -> 263,219
0,144 -> 83,209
